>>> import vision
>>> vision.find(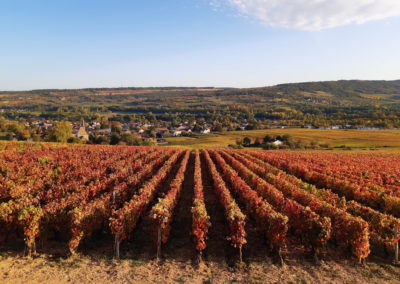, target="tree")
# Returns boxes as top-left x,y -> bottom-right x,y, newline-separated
49,121 -> 72,142
110,133 -> 121,145
213,122 -> 223,132
111,121 -> 122,133
281,134 -> 293,143
263,134 -> 274,143
121,134 -> 142,146
243,137 -> 251,147
67,137 -> 83,144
